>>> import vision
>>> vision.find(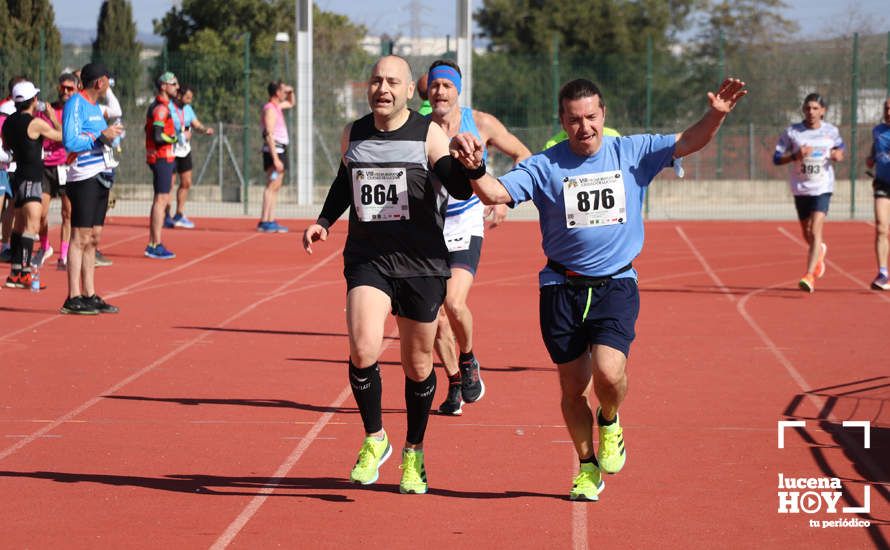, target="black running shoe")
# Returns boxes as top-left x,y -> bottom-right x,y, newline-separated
438,383 -> 463,415
86,295 -> 119,314
60,296 -> 100,315
460,357 -> 485,403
